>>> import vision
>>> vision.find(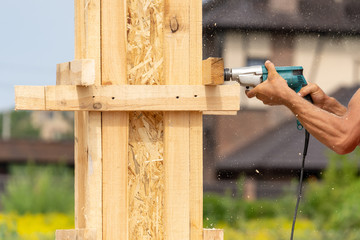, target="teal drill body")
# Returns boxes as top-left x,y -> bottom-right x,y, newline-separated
261,66 -> 307,93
